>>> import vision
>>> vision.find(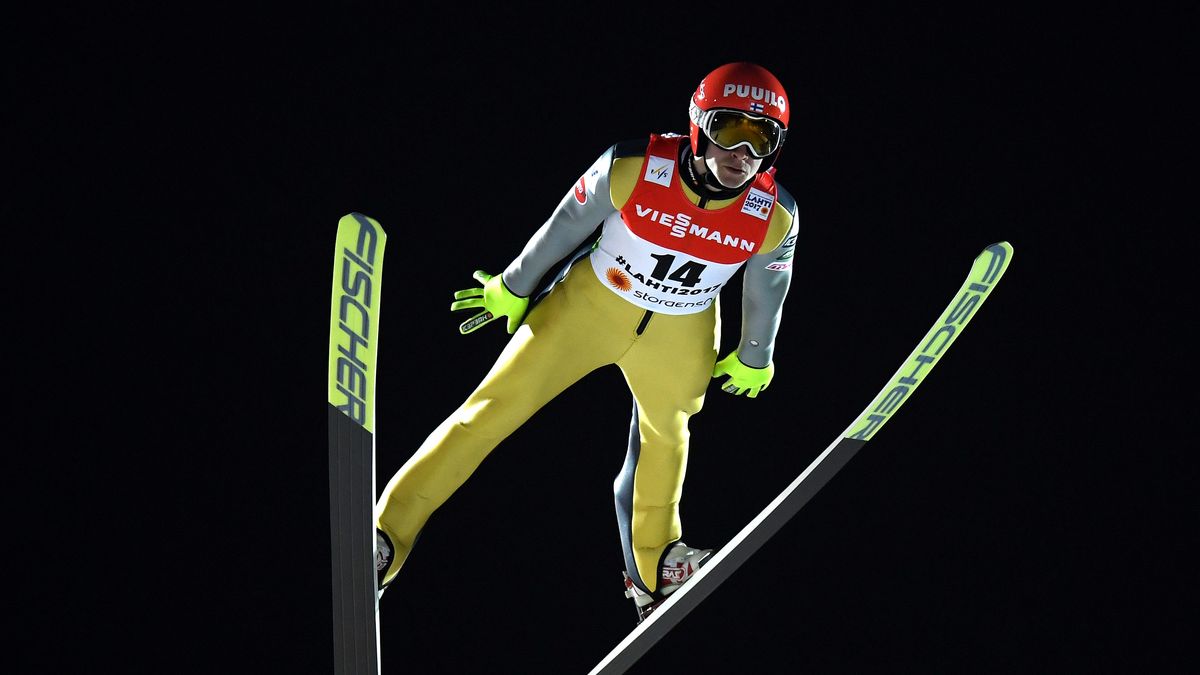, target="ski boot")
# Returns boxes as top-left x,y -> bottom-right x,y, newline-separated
622,542 -> 714,623
376,529 -> 394,599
